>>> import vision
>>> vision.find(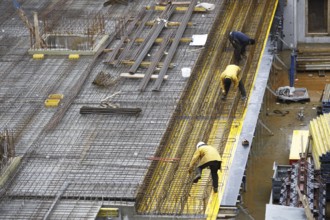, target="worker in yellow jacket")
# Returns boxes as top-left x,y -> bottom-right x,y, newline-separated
220,64 -> 246,100
188,141 -> 222,193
